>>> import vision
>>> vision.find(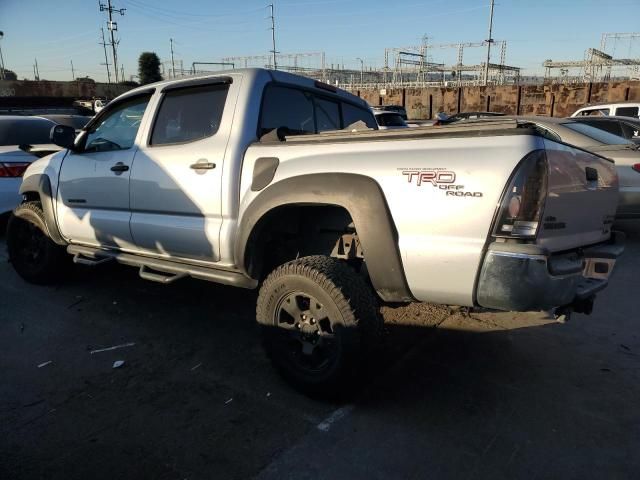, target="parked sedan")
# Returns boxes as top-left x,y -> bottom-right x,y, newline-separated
570,116 -> 640,145
0,116 -> 61,225
373,111 -> 408,129
502,116 -> 640,219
